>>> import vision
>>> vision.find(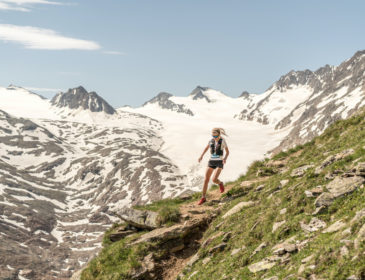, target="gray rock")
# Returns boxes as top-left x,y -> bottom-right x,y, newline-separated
222,231 -> 232,242
272,220 -> 286,233
315,149 -> 355,174
115,207 -> 159,230
354,223 -> 365,249
109,230 -> 136,242
280,179 -> 289,187
222,201 -> 255,219
186,253 -> 199,266
255,184 -> 265,191
300,217 -> 327,232
326,176 -> 365,198
304,186 -> 323,198
251,242 -> 267,256
314,192 -> 335,207
322,220 -> 346,233
248,259 -> 277,273
346,275 -> 359,280
290,164 -> 314,177
209,243 -> 227,254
